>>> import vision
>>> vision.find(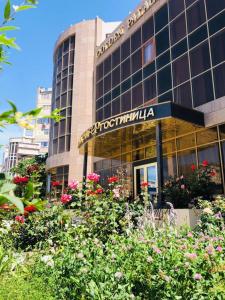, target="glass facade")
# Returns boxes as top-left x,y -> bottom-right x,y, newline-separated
49,35 -> 75,156
93,120 -> 225,195
95,0 -> 225,122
